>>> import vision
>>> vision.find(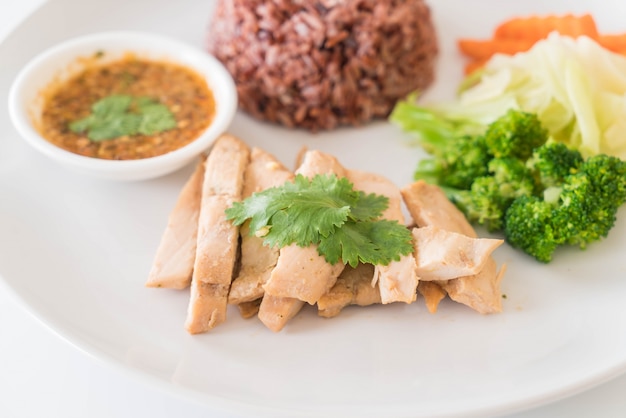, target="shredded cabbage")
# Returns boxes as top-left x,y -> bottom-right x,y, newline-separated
434,33 -> 626,159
